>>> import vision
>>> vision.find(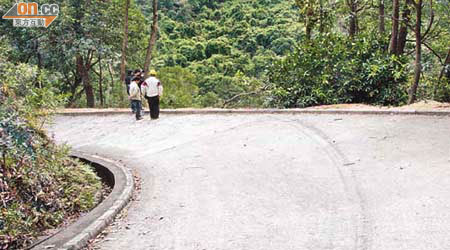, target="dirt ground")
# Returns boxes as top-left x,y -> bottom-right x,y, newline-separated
306,100 -> 450,111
